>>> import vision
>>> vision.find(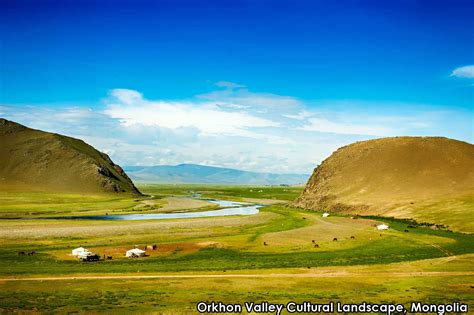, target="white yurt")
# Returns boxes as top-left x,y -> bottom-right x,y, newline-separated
377,224 -> 389,230
72,247 -> 90,257
322,212 -> 330,217
126,248 -> 146,258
